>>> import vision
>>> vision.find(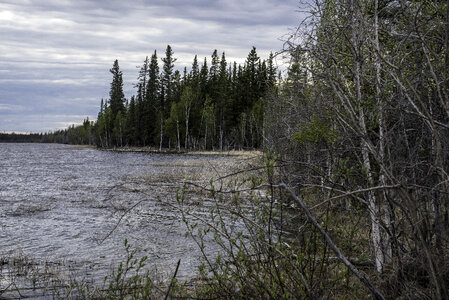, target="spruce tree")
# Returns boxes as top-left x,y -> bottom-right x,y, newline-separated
209,50 -> 219,82
216,52 -> 228,150
191,55 -> 199,79
245,47 -> 260,107
126,95 -> 137,145
136,83 -> 145,145
137,56 -> 150,100
161,45 -> 177,115
200,57 -> 209,100
145,50 -> 160,144
159,45 -> 177,148
267,52 -> 277,89
109,59 -> 125,118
